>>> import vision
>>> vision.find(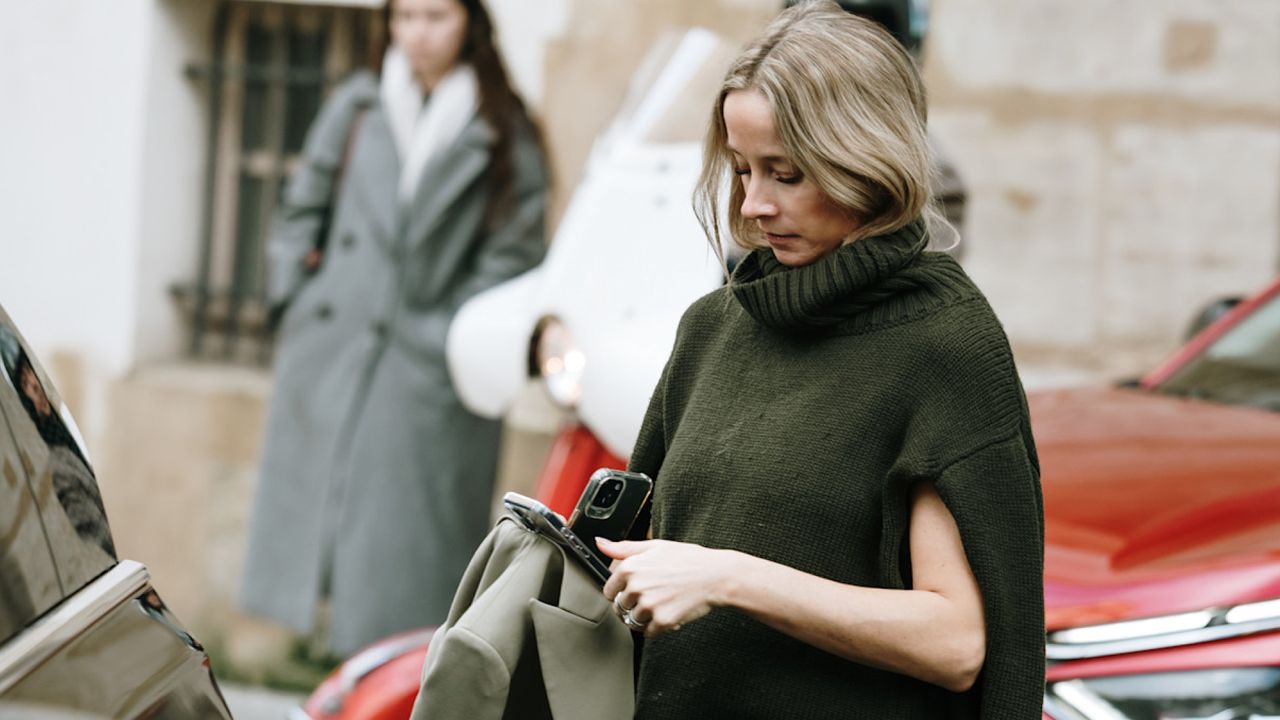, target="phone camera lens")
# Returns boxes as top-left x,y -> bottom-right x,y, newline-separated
591,479 -> 624,508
